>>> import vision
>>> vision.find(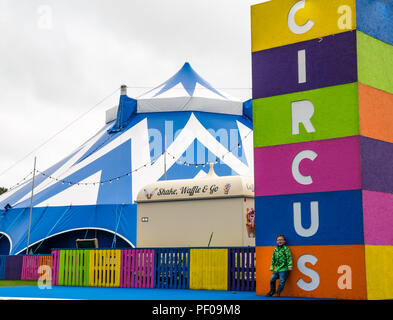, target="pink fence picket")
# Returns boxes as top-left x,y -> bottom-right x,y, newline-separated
120,249 -> 154,288
52,250 -> 60,286
21,255 -> 41,281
